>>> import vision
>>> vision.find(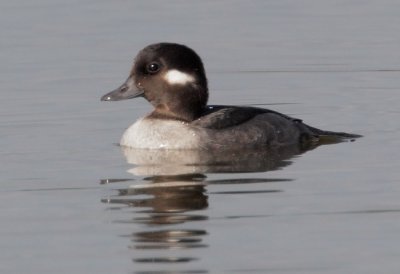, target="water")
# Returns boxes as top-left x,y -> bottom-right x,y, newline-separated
1,1 -> 400,273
